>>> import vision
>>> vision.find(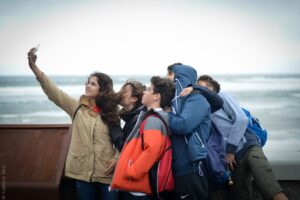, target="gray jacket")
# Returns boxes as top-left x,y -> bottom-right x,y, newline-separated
212,92 -> 251,156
